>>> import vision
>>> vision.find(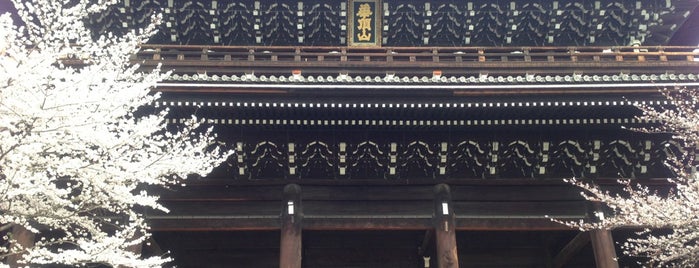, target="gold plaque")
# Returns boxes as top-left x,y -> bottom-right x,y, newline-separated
348,0 -> 381,47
